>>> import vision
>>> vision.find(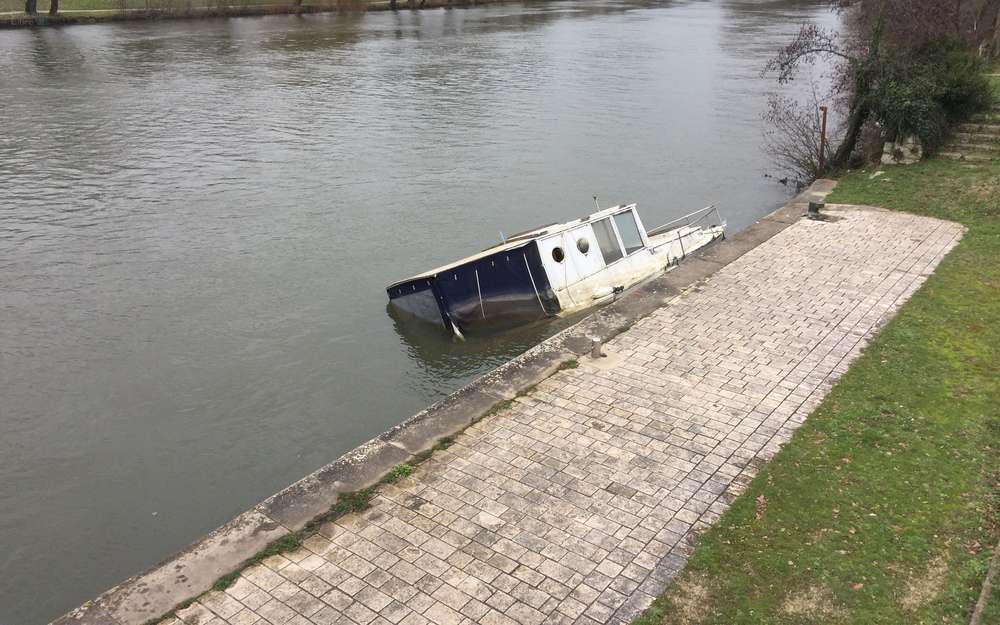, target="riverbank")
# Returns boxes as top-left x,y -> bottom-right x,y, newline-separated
0,0 -> 486,28
53,180 -> 971,625
631,154 -> 1000,622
